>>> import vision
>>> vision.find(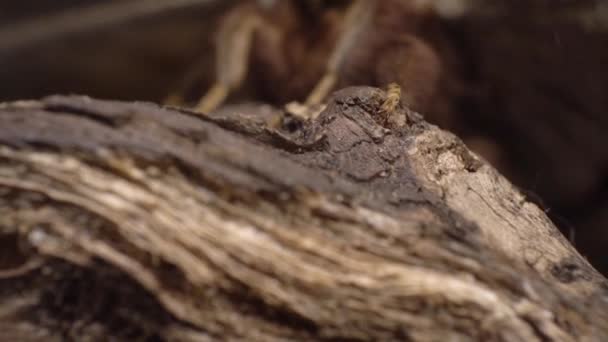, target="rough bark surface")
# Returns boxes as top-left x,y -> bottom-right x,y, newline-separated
4,0 -> 608,276
0,88 -> 607,341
